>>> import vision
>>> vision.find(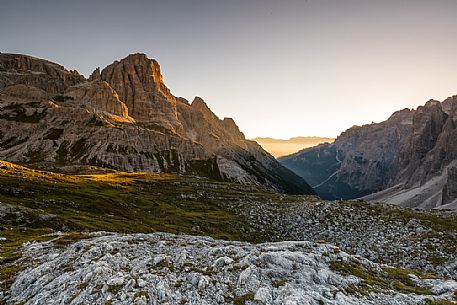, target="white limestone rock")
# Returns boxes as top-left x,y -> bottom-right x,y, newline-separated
4,232 -> 457,305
